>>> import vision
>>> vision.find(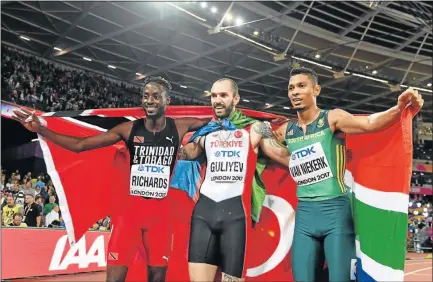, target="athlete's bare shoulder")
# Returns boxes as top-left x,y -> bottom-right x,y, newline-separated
327,108 -> 346,132
113,120 -> 134,141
